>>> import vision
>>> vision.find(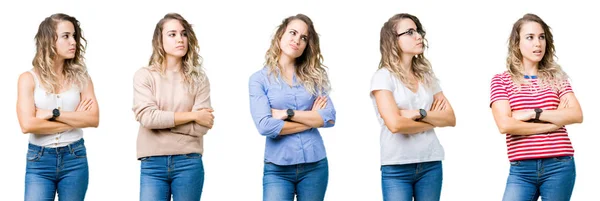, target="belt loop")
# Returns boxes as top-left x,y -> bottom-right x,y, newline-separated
68,143 -> 74,154
39,146 -> 45,156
